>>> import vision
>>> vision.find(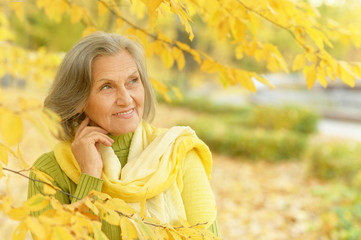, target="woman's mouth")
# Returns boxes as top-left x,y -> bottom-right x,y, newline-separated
113,109 -> 134,117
